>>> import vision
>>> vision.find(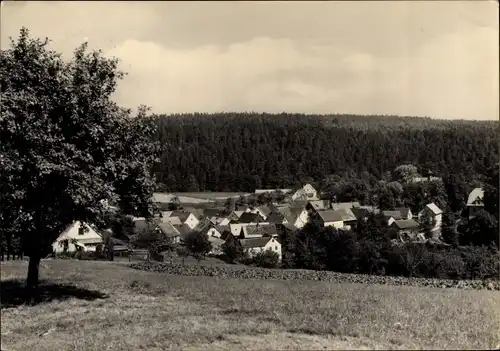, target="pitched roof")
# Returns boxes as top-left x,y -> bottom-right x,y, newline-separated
240,237 -> 273,249
175,224 -> 193,239
157,222 -> 181,238
208,236 -> 225,247
317,210 -> 344,223
392,219 -> 420,230
331,202 -> 360,210
256,205 -> 275,217
203,208 -> 223,218
425,203 -> 443,215
382,211 -> 404,220
395,207 -> 411,218
170,210 -> 194,222
234,210 -> 245,218
238,212 -> 266,224
266,212 -> 286,224
333,208 -> 357,222
243,224 -> 278,237
467,188 -> 484,206
351,207 -> 371,220
276,206 -> 305,224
